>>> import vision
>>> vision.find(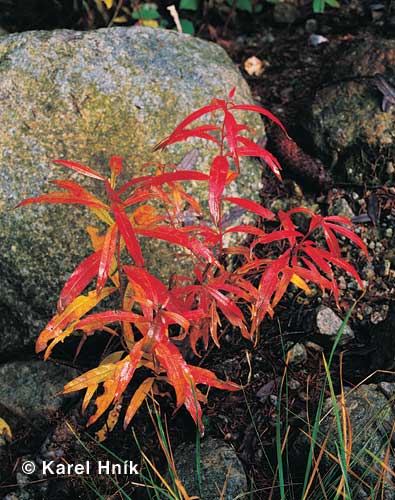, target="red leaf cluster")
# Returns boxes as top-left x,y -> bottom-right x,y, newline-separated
18,88 -> 367,435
